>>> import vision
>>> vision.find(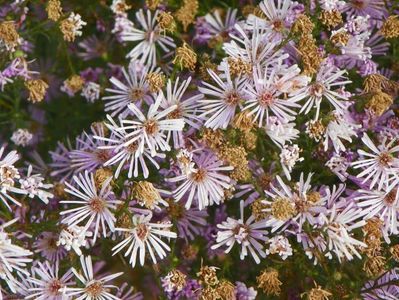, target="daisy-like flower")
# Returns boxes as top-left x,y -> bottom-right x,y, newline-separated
266,235 -> 293,260
95,116 -> 165,179
243,64 -> 301,127
57,224 -> 93,256
33,232 -> 67,262
19,165 -> 53,204
265,117 -> 299,148
60,171 -> 122,242
263,173 -> 327,232
112,213 -> 177,267
355,181 -> 399,236
0,145 -> 26,209
343,0 -> 387,27
64,255 -> 123,299
198,64 -> 246,129
0,219 -> 33,297
351,133 -> 399,190
211,200 -> 269,264
26,261 -> 73,300
168,150 -> 233,210
160,76 -> 203,147
122,9 -> 176,67
279,144 -> 303,180
204,8 -> 239,40
322,111 -> 359,153
320,203 -> 366,262
103,63 -> 152,117
291,59 -> 352,120
118,93 -> 185,156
